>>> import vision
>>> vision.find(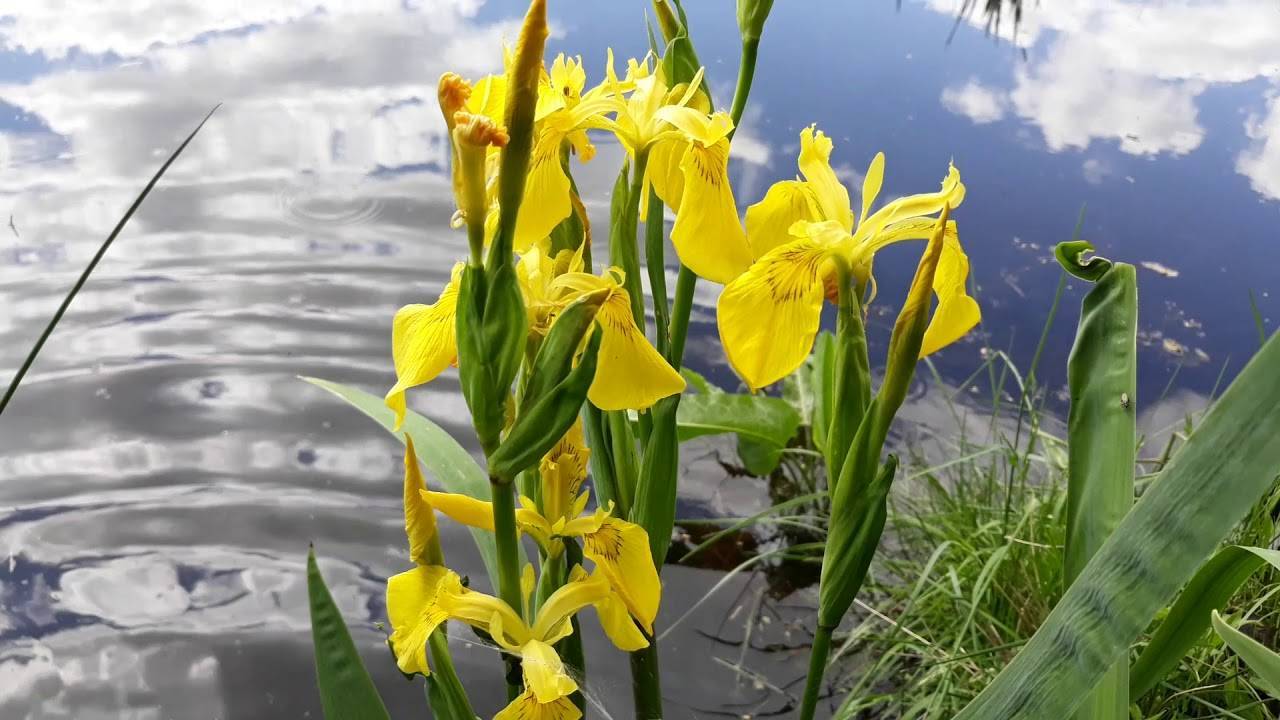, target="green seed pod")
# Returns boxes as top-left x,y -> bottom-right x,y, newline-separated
490,327 -> 602,479
736,0 -> 775,42
456,263 -> 528,458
